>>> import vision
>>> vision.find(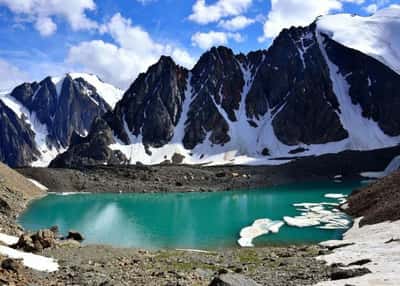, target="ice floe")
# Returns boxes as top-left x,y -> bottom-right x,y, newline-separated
284,195 -> 350,229
238,219 -> 284,247
324,193 -> 346,199
315,218 -> 400,286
